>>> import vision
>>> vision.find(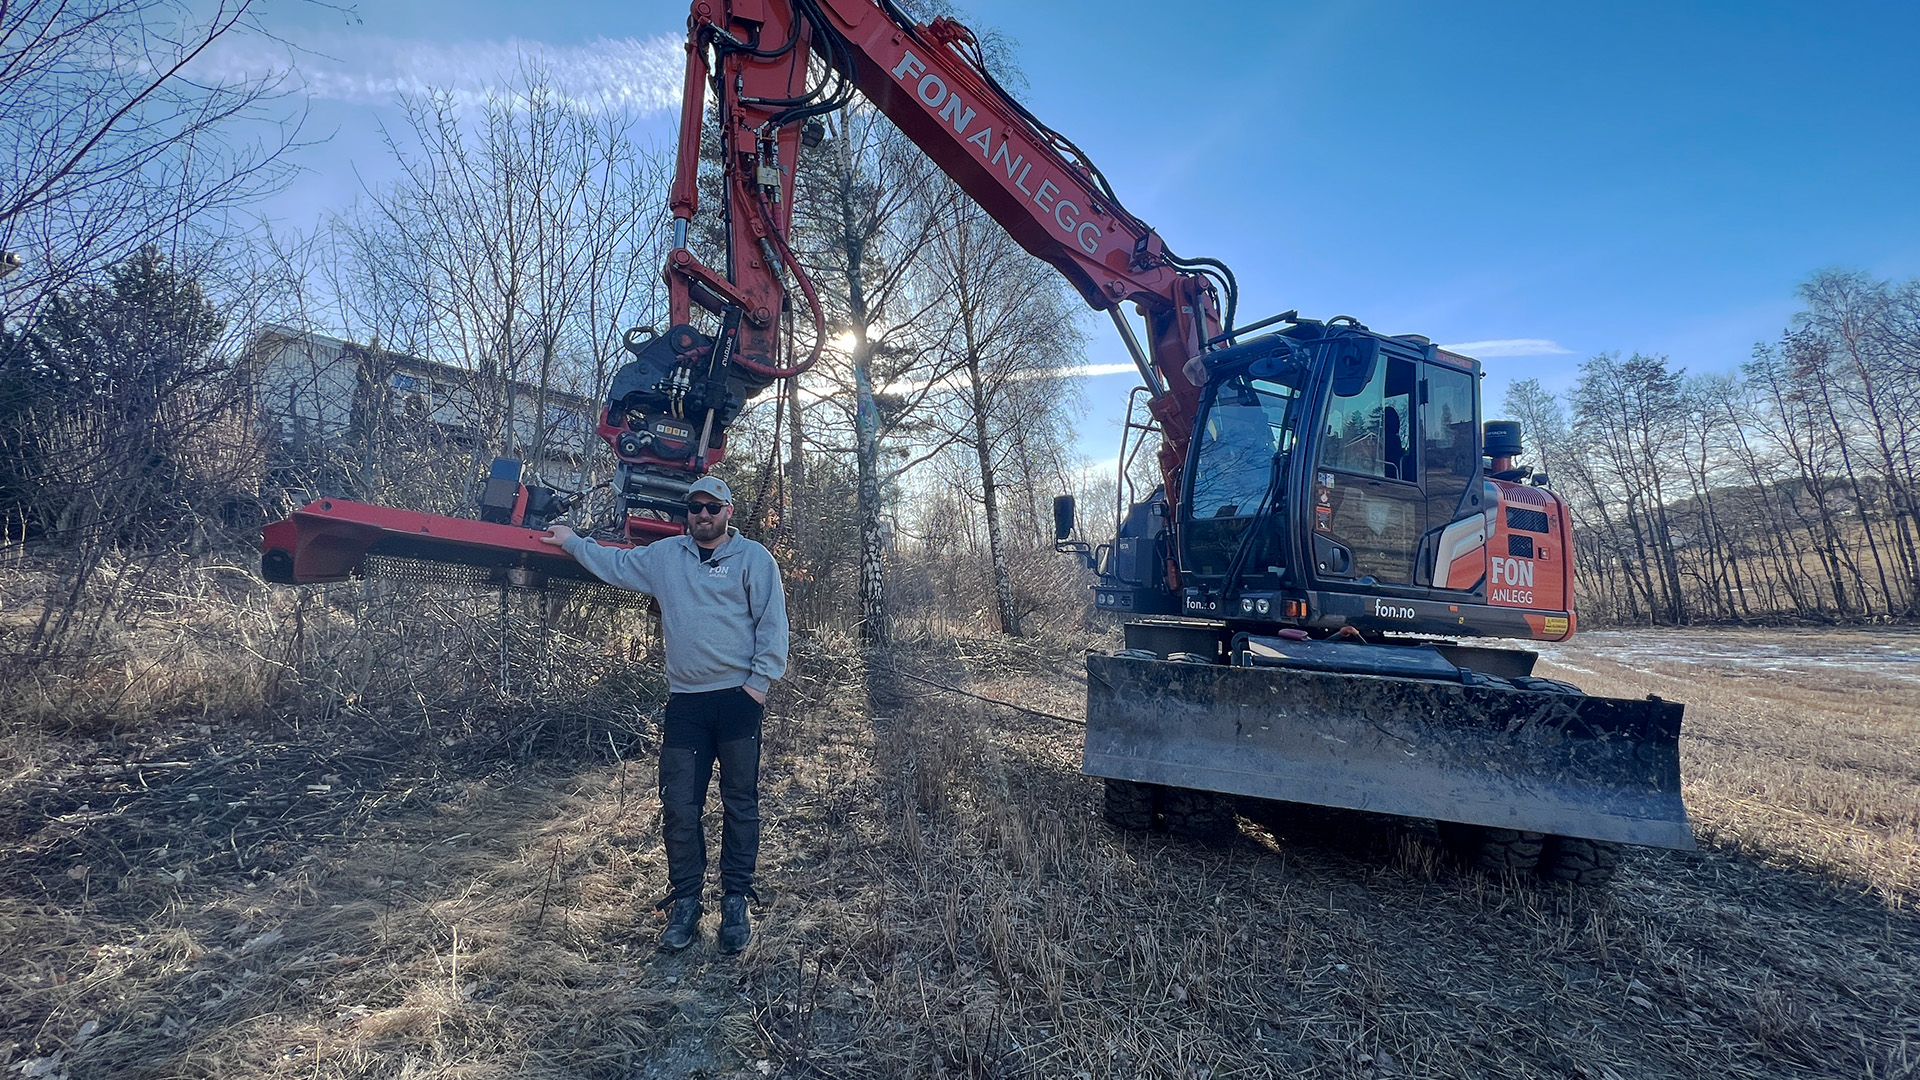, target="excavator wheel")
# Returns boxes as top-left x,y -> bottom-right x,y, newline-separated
1438,675 -> 1606,877
1102,778 -> 1160,833
1437,822 -> 1547,874
1504,675 -> 1627,884
1537,835 -> 1623,885
1162,787 -> 1236,842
